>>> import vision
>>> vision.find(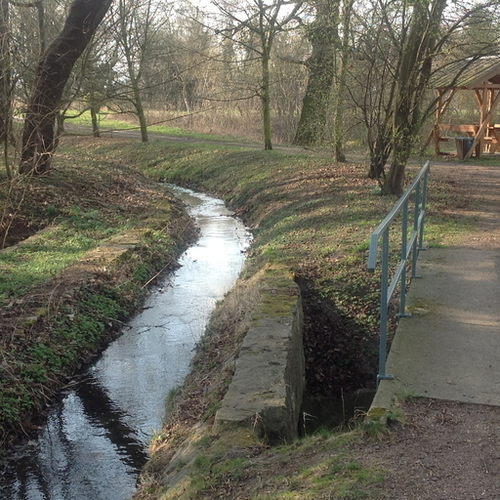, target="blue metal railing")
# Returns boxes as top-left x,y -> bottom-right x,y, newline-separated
368,161 -> 430,384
